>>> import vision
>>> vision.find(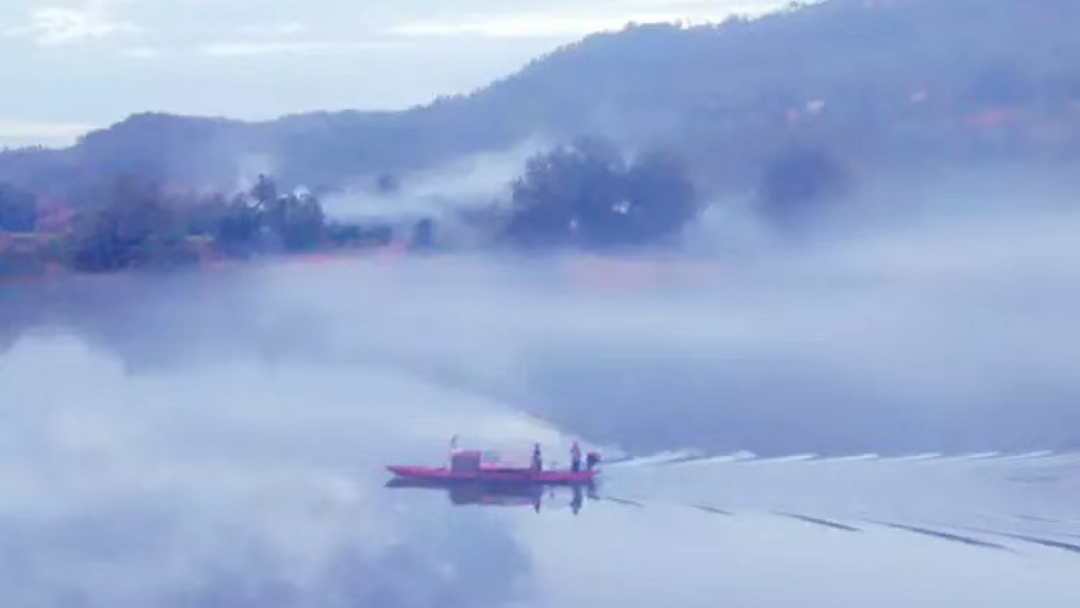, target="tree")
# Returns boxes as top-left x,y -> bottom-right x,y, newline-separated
0,183 -> 37,232
620,147 -> 698,244
504,137 -> 699,249
212,194 -> 262,255
244,175 -> 327,251
276,191 -> 325,250
757,145 -> 852,234
67,176 -> 193,272
250,174 -> 278,209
